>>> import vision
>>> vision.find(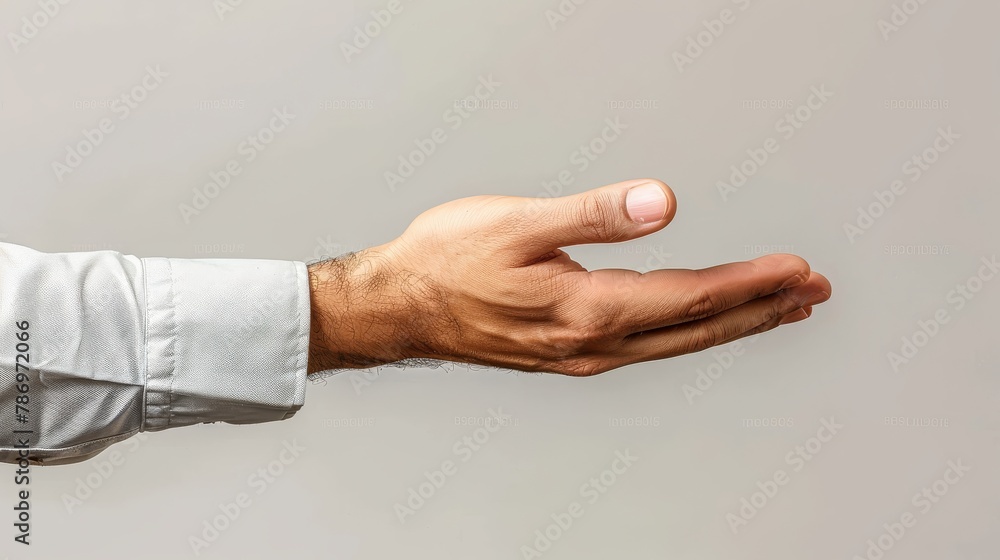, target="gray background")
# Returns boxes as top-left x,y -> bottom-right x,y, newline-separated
1,0 -> 998,558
